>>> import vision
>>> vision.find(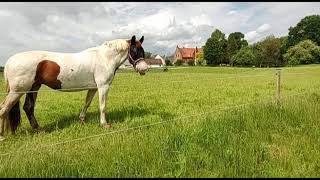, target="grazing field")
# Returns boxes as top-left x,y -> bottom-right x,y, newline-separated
0,65 -> 320,177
